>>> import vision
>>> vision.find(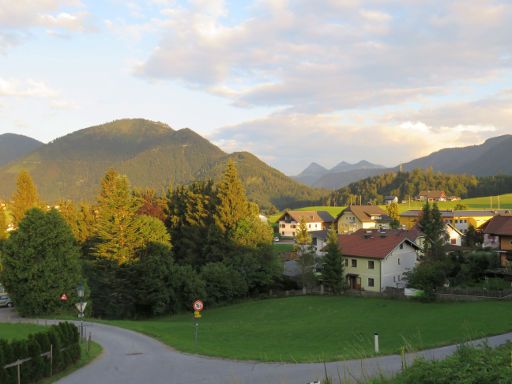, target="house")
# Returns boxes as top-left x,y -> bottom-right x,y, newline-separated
417,190 -> 447,202
336,205 -> 391,234
338,228 -> 420,292
310,230 -> 328,256
384,196 -> 398,205
399,209 -> 510,233
445,223 -> 464,246
482,215 -> 512,267
277,210 -> 334,237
